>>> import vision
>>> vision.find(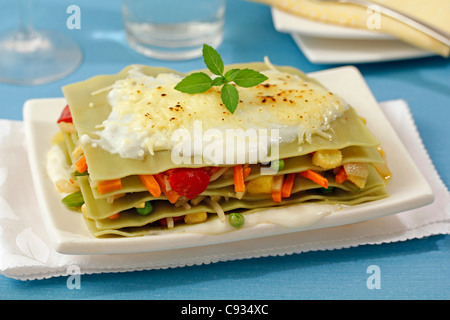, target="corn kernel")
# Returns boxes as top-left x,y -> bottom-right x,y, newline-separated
246,176 -> 274,194
184,211 -> 208,224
